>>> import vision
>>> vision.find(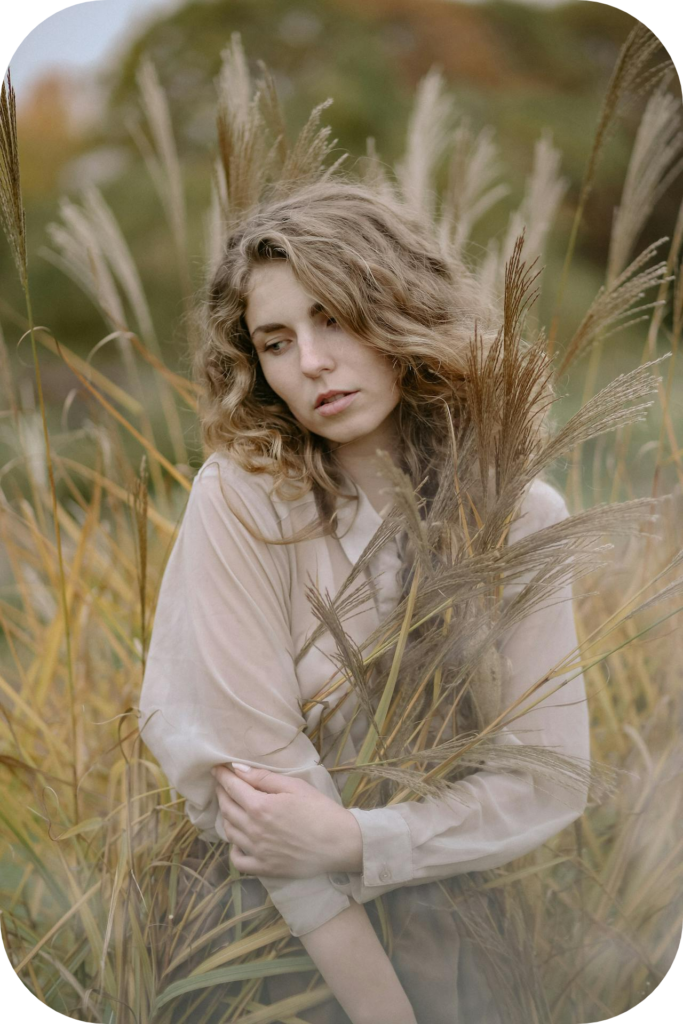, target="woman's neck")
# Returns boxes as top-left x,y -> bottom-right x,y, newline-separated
332,410 -> 402,517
